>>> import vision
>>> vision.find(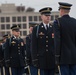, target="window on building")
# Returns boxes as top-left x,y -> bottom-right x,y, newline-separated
17,16 -> 21,22
20,31 -> 22,36
6,24 -> 10,29
51,15 -> 54,21
6,31 -> 10,34
23,31 -> 27,36
6,17 -> 10,22
1,32 -> 5,36
34,16 -> 37,21
22,16 -> 26,22
23,24 -> 27,29
1,17 -> 5,22
55,15 -> 59,19
29,16 -> 32,21
12,24 -> 16,26
1,24 -> 5,29
12,17 -> 16,22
